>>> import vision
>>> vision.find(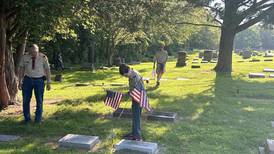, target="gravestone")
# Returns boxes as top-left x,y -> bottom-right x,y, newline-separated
212,52 -> 218,59
266,139 -> 274,154
269,74 -> 274,78
263,68 -> 274,72
203,50 -> 213,62
242,50 -> 252,59
177,78 -> 189,81
0,135 -> 20,142
75,83 -> 90,86
176,51 -> 187,67
147,111 -> 177,122
112,108 -> 132,118
114,57 -> 122,66
58,134 -> 100,150
271,121 -> 274,128
114,139 -> 158,154
248,73 -> 265,78
191,65 -> 200,69
264,52 -> 274,57
264,59 -> 273,62
198,52 -> 204,58
54,74 -> 62,82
